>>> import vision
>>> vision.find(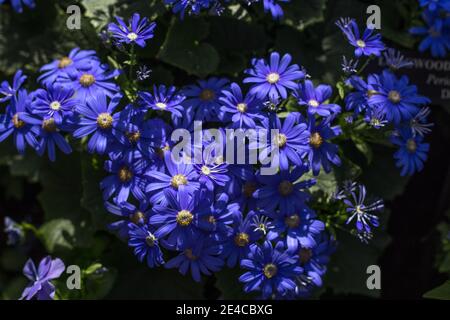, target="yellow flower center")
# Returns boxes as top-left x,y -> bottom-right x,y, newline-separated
299,248 -> 312,264
12,114 -> 25,129
58,57 -> 73,69
263,263 -> 278,279
171,174 -> 188,189
356,39 -> 366,48
200,89 -> 215,101
201,166 -> 211,175
96,112 -> 113,129
155,102 -> 167,109
406,139 -> 417,153
127,32 -> 138,41
234,233 -> 250,247
118,166 -> 133,182
176,210 -> 193,227
388,90 -> 401,103
145,234 -> 156,247
266,72 -> 280,84
278,180 -> 293,196
236,103 -> 247,113
126,130 -> 141,143
310,132 -> 323,148
308,99 -> 320,108
79,74 -> 95,87
42,118 -> 57,132
275,133 -> 287,148
50,101 -> 61,111
367,89 -> 378,97
130,211 -> 145,224
285,214 -> 300,228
